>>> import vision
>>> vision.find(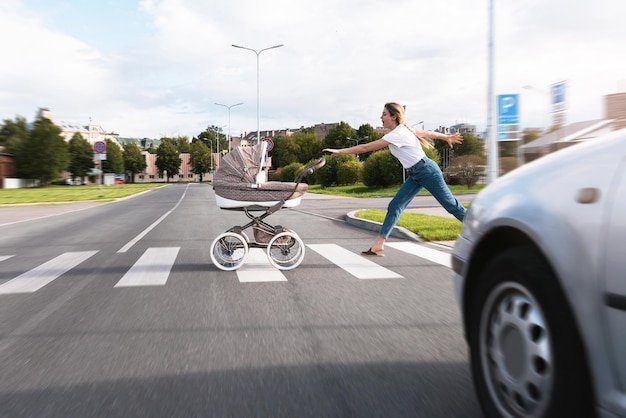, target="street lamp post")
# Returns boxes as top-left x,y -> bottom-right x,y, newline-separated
486,0 -> 499,184
232,43 -> 284,143
215,102 -> 243,152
